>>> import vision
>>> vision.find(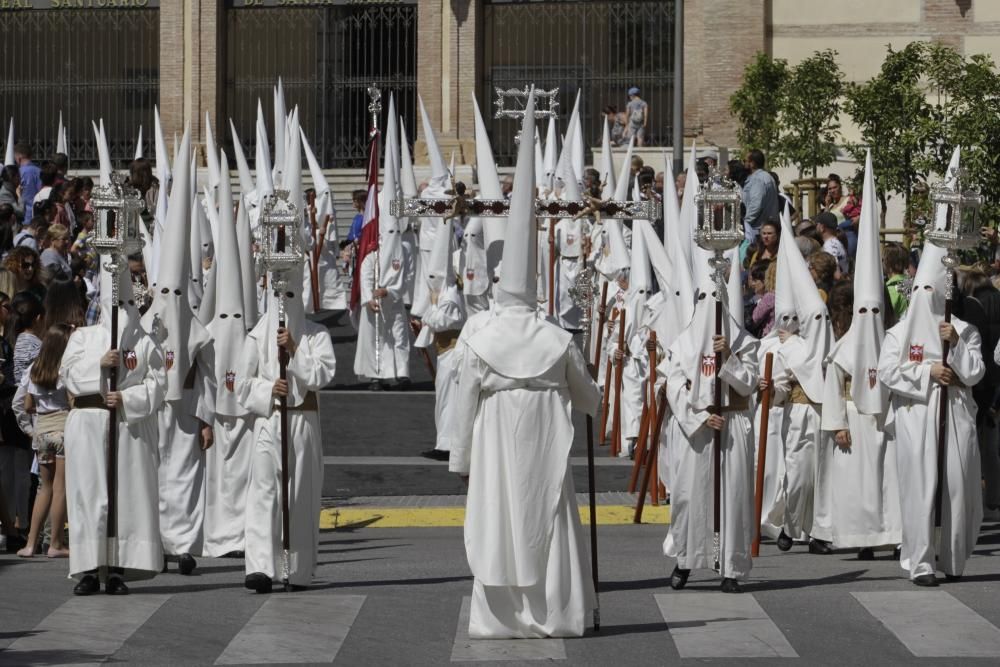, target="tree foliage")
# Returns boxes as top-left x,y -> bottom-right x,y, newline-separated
729,52 -> 789,162
779,50 -> 844,178
842,42 -> 940,224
